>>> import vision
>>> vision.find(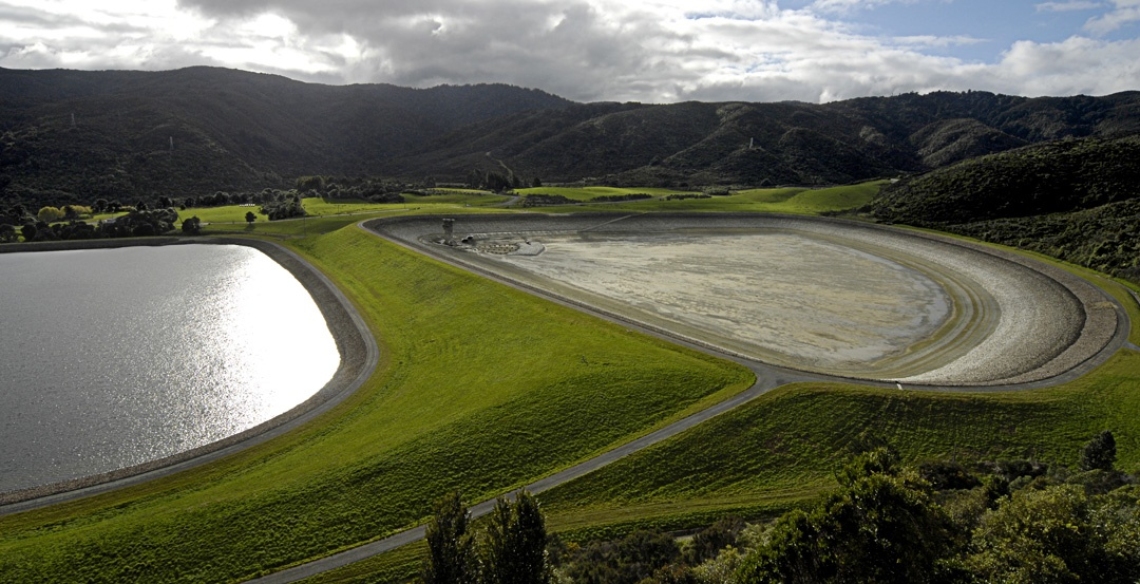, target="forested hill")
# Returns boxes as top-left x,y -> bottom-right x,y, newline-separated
2,66 -> 1140,208
406,89 -> 1140,187
0,67 -> 572,206
870,135 -> 1140,281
